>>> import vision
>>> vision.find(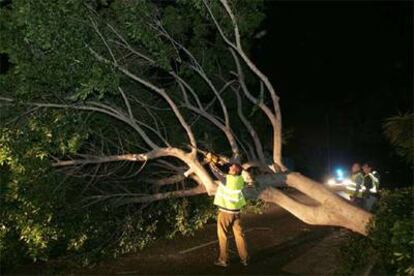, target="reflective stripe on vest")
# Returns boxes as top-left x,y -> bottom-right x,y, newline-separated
215,190 -> 239,202
214,175 -> 246,210
346,172 -> 364,197
368,172 -> 379,193
218,183 -> 242,194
